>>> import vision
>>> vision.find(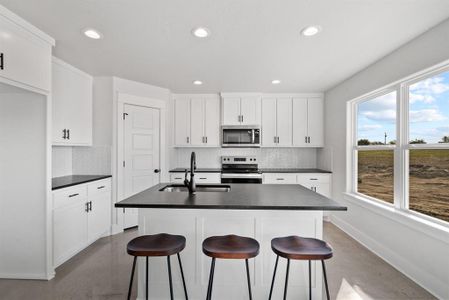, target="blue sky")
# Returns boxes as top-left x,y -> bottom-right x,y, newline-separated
358,71 -> 449,144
